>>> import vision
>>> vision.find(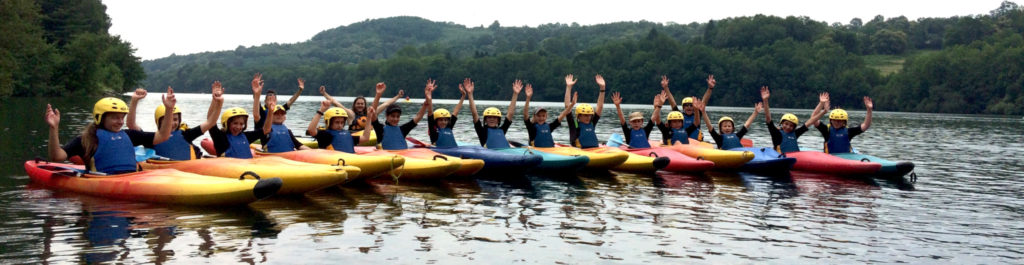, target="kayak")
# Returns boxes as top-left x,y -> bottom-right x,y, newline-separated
351,130 -> 378,146
139,156 -> 356,194
729,147 -> 796,175
254,149 -> 404,180
535,146 -> 629,170
491,147 -> 589,172
664,141 -> 754,169
201,138 -> 256,157
430,146 -> 543,175
612,151 -> 670,174
621,147 -> 715,173
831,152 -> 915,178
354,148 -> 464,180
24,160 -> 282,206
785,151 -> 882,175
